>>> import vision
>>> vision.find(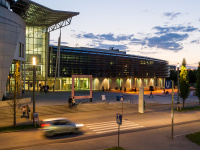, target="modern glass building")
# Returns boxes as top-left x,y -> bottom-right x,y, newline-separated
1,0 -> 169,99
48,46 -> 169,91
10,0 -> 79,92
